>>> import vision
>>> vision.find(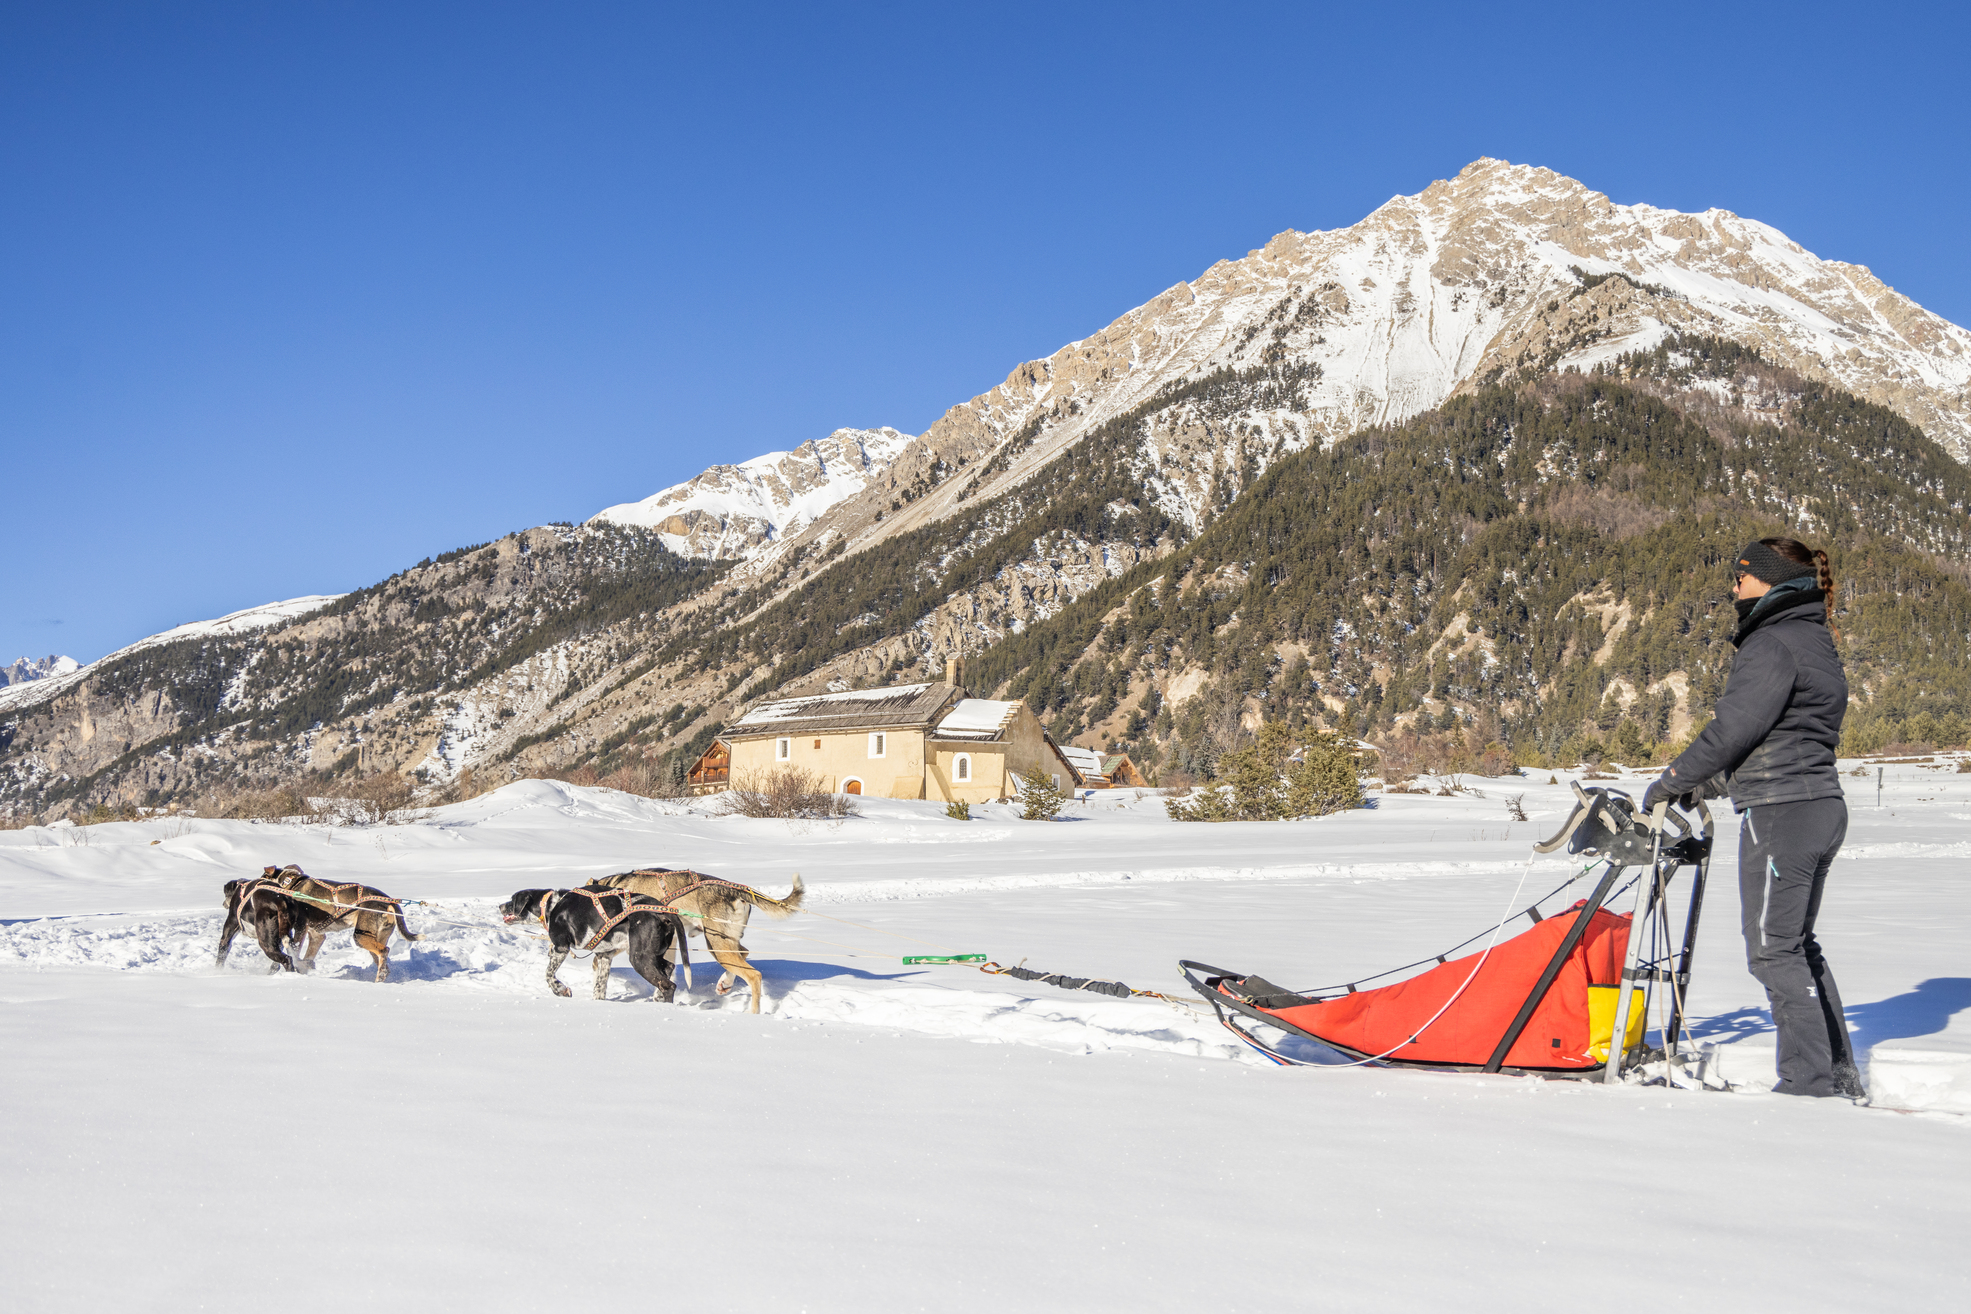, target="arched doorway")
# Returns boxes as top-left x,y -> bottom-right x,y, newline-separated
841,778 -> 863,795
